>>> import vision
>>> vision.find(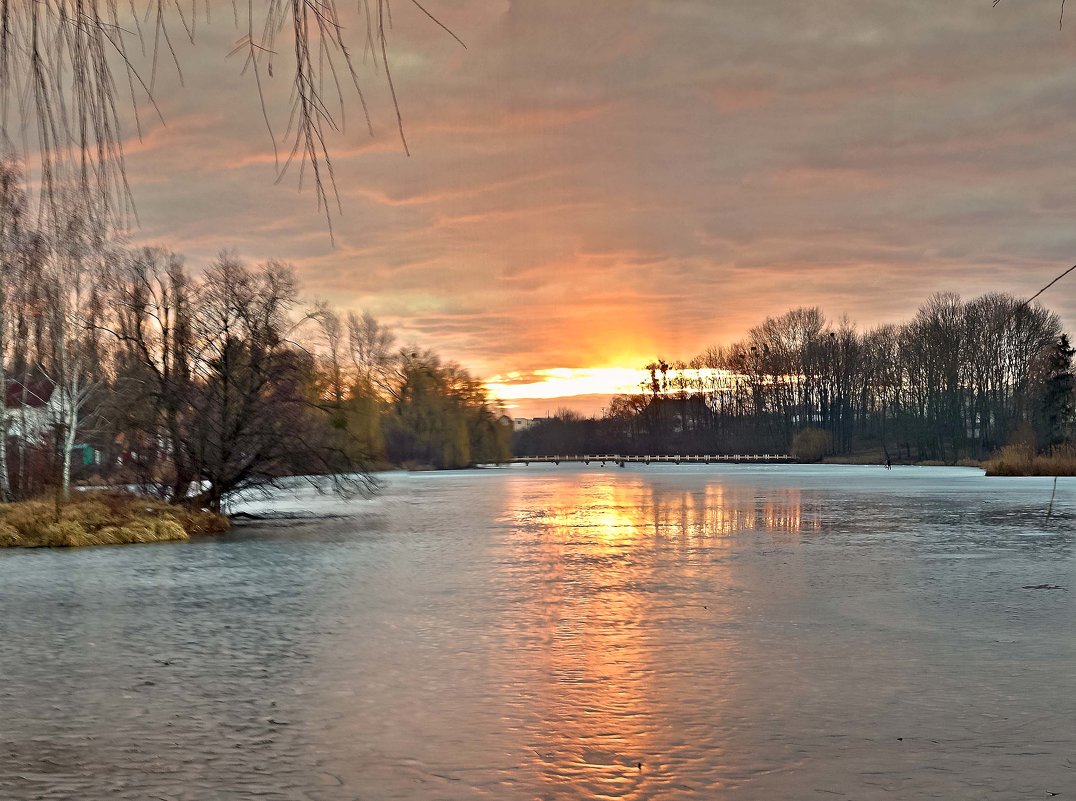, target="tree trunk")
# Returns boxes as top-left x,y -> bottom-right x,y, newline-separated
0,278 -> 8,502
59,381 -> 79,502
0,417 -> 9,502
0,362 -> 9,502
